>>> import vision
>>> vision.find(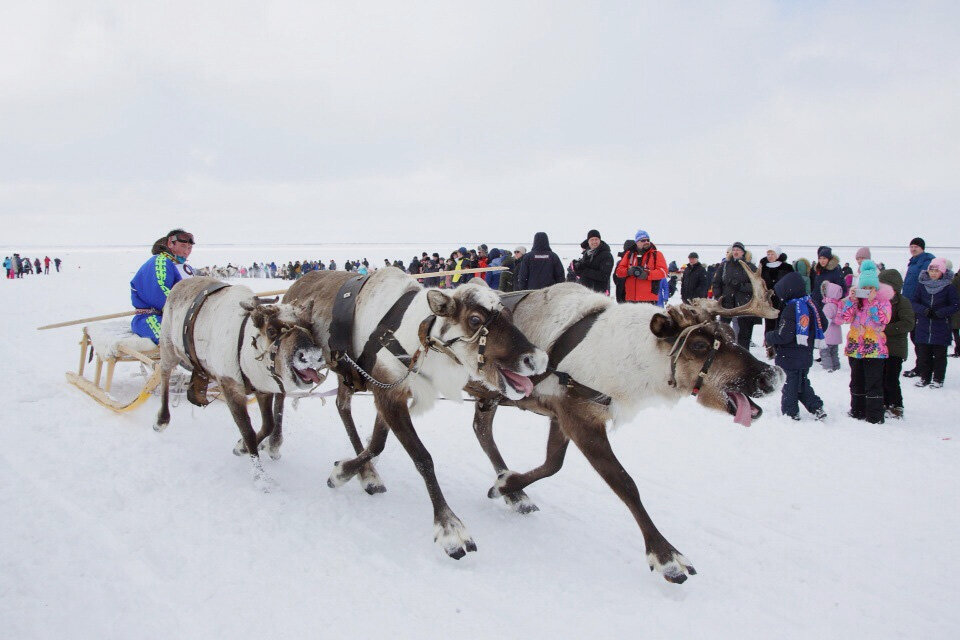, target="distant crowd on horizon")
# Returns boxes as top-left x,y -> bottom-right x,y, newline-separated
4,253 -> 61,278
